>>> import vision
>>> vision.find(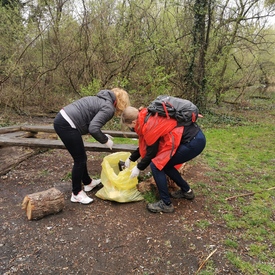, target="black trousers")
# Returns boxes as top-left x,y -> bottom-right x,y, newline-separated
53,113 -> 91,195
